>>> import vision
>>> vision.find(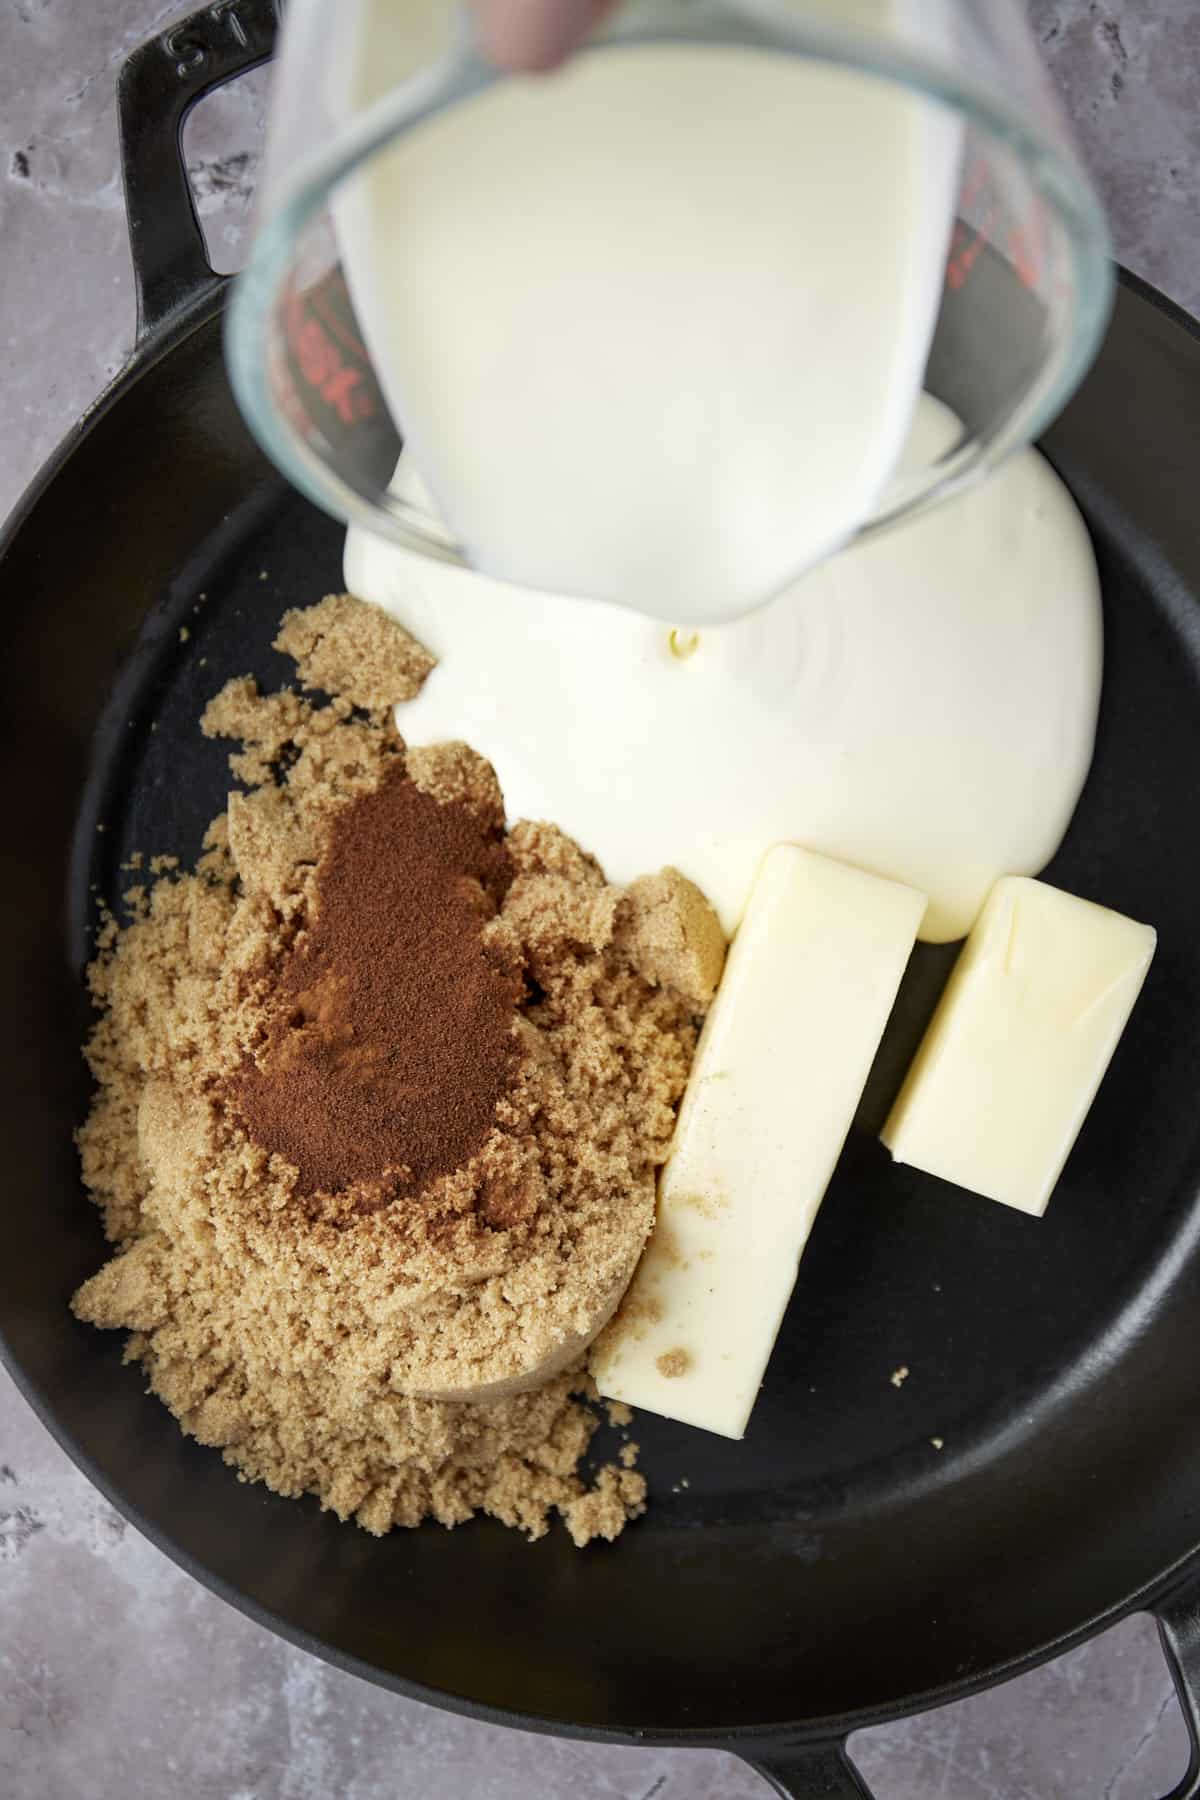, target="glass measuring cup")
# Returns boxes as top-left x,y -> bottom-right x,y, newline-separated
226,0 -> 1112,616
